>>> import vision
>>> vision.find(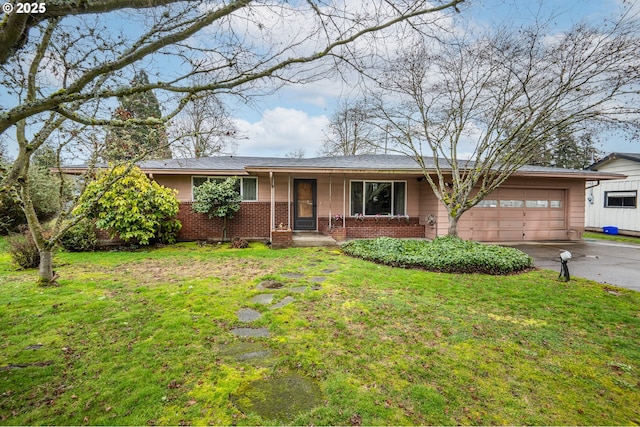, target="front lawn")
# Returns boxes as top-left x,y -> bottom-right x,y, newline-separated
1,242 -> 639,425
